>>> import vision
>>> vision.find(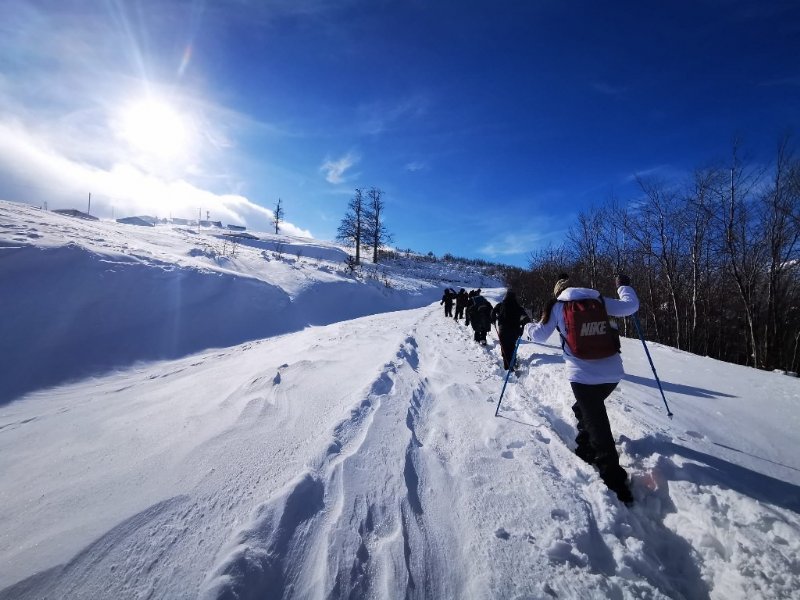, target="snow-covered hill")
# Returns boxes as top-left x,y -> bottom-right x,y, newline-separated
0,201 -> 497,403
0,199 -> 798,599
